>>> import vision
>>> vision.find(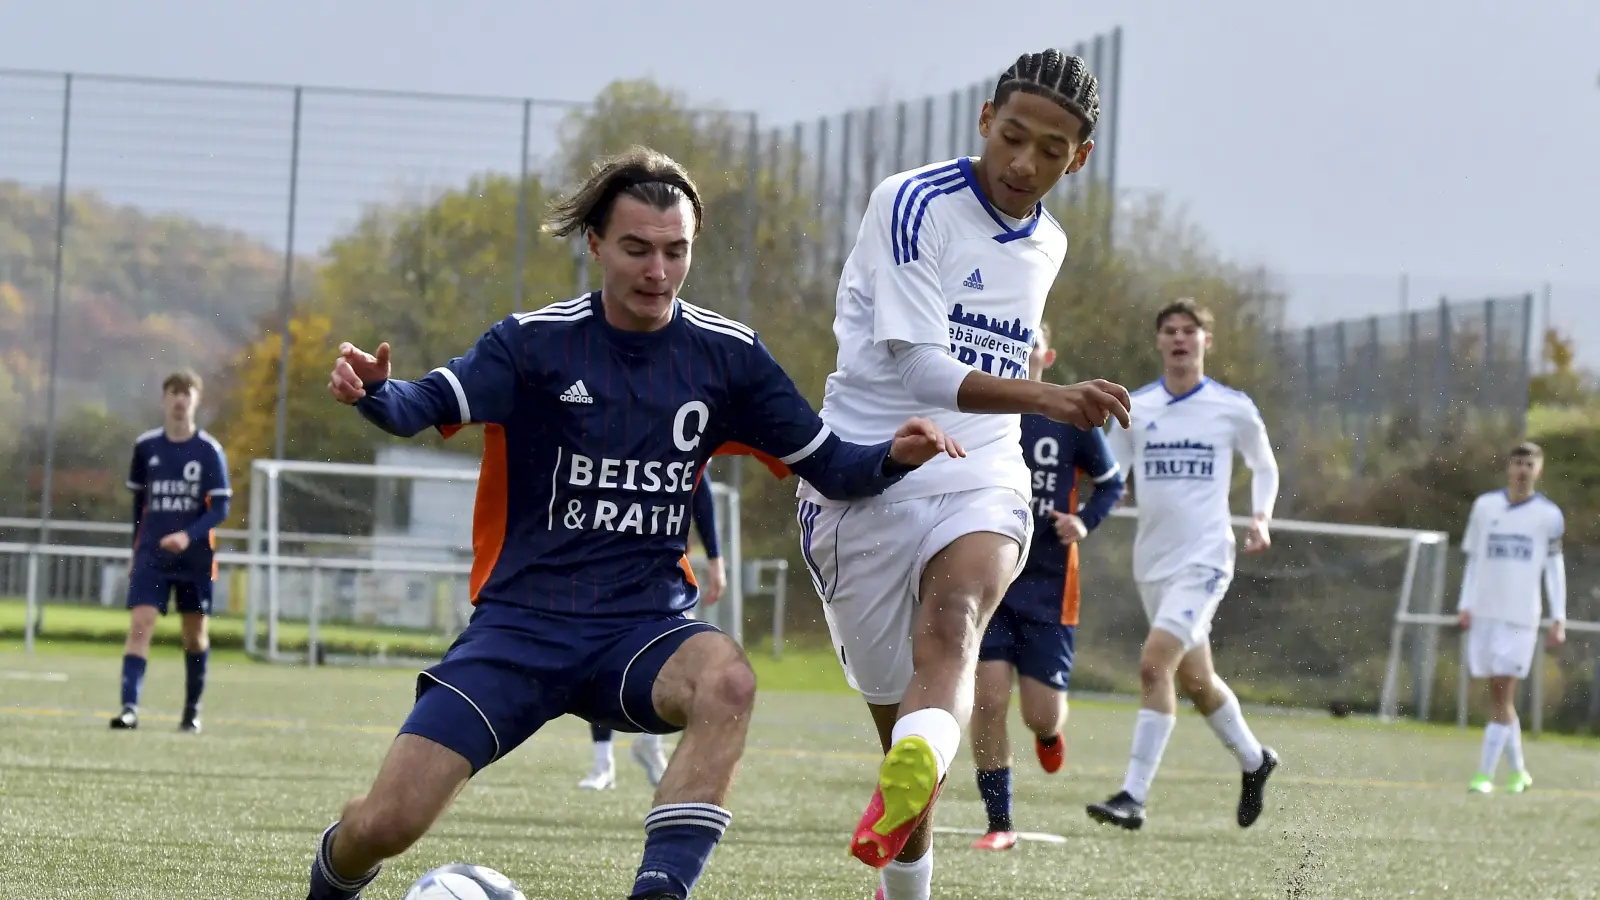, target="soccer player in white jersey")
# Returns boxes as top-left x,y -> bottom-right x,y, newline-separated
795,49 -> 1131,899
1087,298 -> 1281,832
1458,442 -> 1567,794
